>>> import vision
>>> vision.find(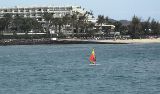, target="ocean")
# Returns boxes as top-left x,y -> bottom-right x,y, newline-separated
0,43 -> 160,94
